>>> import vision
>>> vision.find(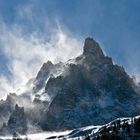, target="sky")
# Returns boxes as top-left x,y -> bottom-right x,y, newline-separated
0,0 -> 140,98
